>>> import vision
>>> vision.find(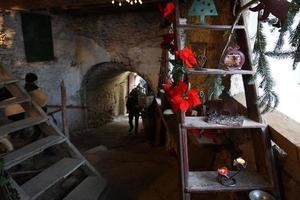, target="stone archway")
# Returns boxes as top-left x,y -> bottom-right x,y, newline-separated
81,62 -> 147,128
